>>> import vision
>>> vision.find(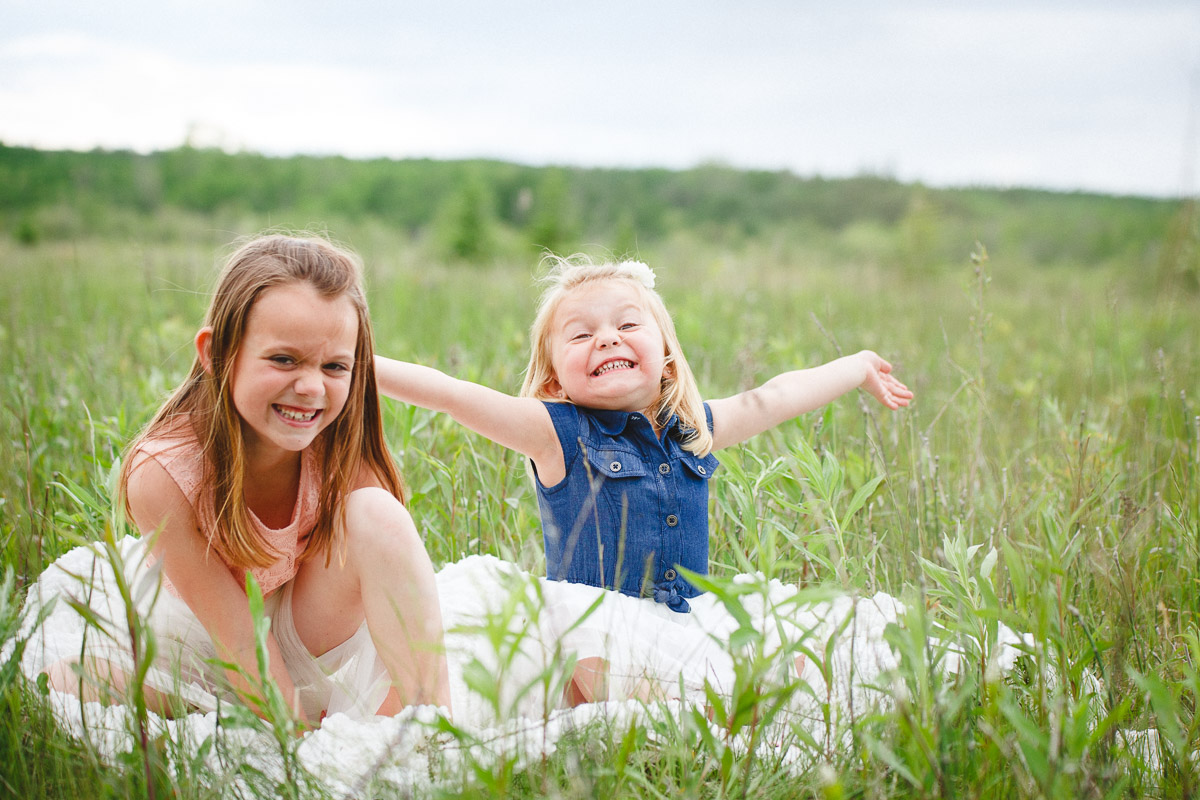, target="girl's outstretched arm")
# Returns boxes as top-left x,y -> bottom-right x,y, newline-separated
374,355 -> 564,480
707,350 -> 912,450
